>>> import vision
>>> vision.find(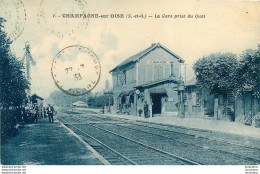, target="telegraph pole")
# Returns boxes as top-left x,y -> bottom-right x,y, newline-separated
21,41 -> 36,100
184,63 -> 187,83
